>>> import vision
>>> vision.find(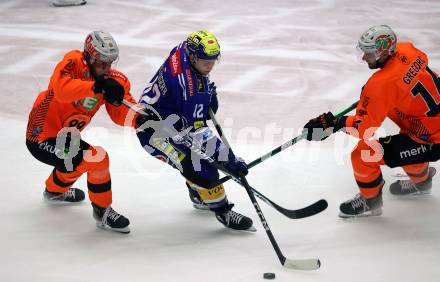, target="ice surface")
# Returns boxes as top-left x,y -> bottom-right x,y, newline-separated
1,0 -> 440,281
